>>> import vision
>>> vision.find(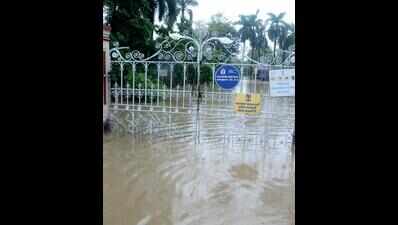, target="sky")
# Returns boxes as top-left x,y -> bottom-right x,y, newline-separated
190,0 -> 295,58
191,0 -> 295,24
105,0 -> 295,27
